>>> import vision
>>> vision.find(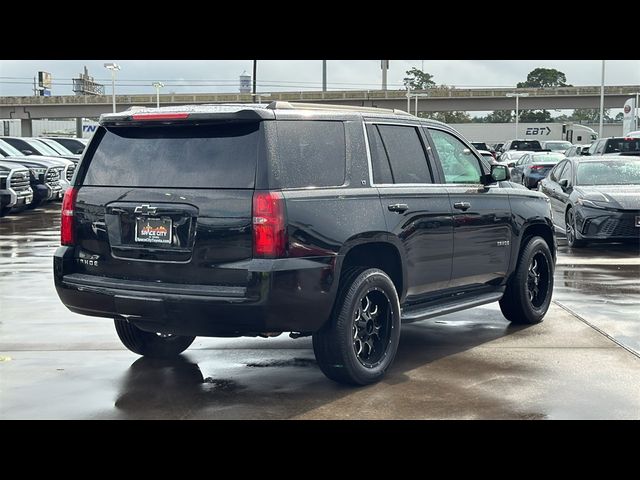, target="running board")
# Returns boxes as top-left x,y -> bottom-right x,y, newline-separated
401,291 -> 504,323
